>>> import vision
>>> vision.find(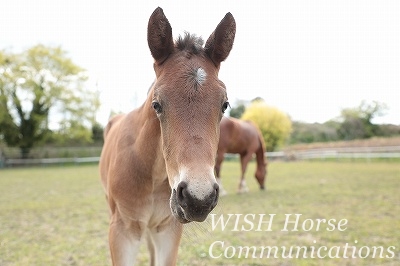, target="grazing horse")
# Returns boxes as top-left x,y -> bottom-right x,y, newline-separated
99,7 -> 235,266
215,116 -> 267,194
